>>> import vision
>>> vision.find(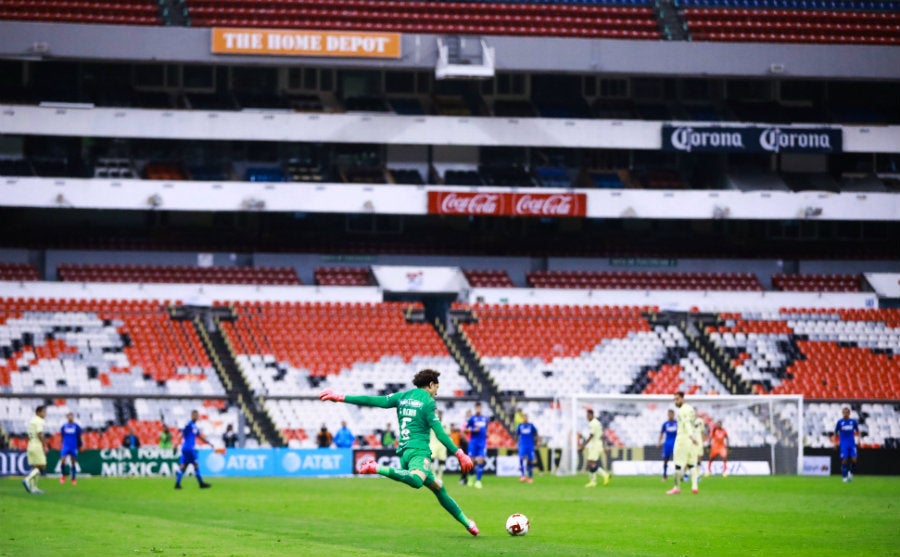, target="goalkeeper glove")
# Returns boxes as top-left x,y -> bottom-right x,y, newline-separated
456,449 -> 474,473
319,389 -> 345,403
